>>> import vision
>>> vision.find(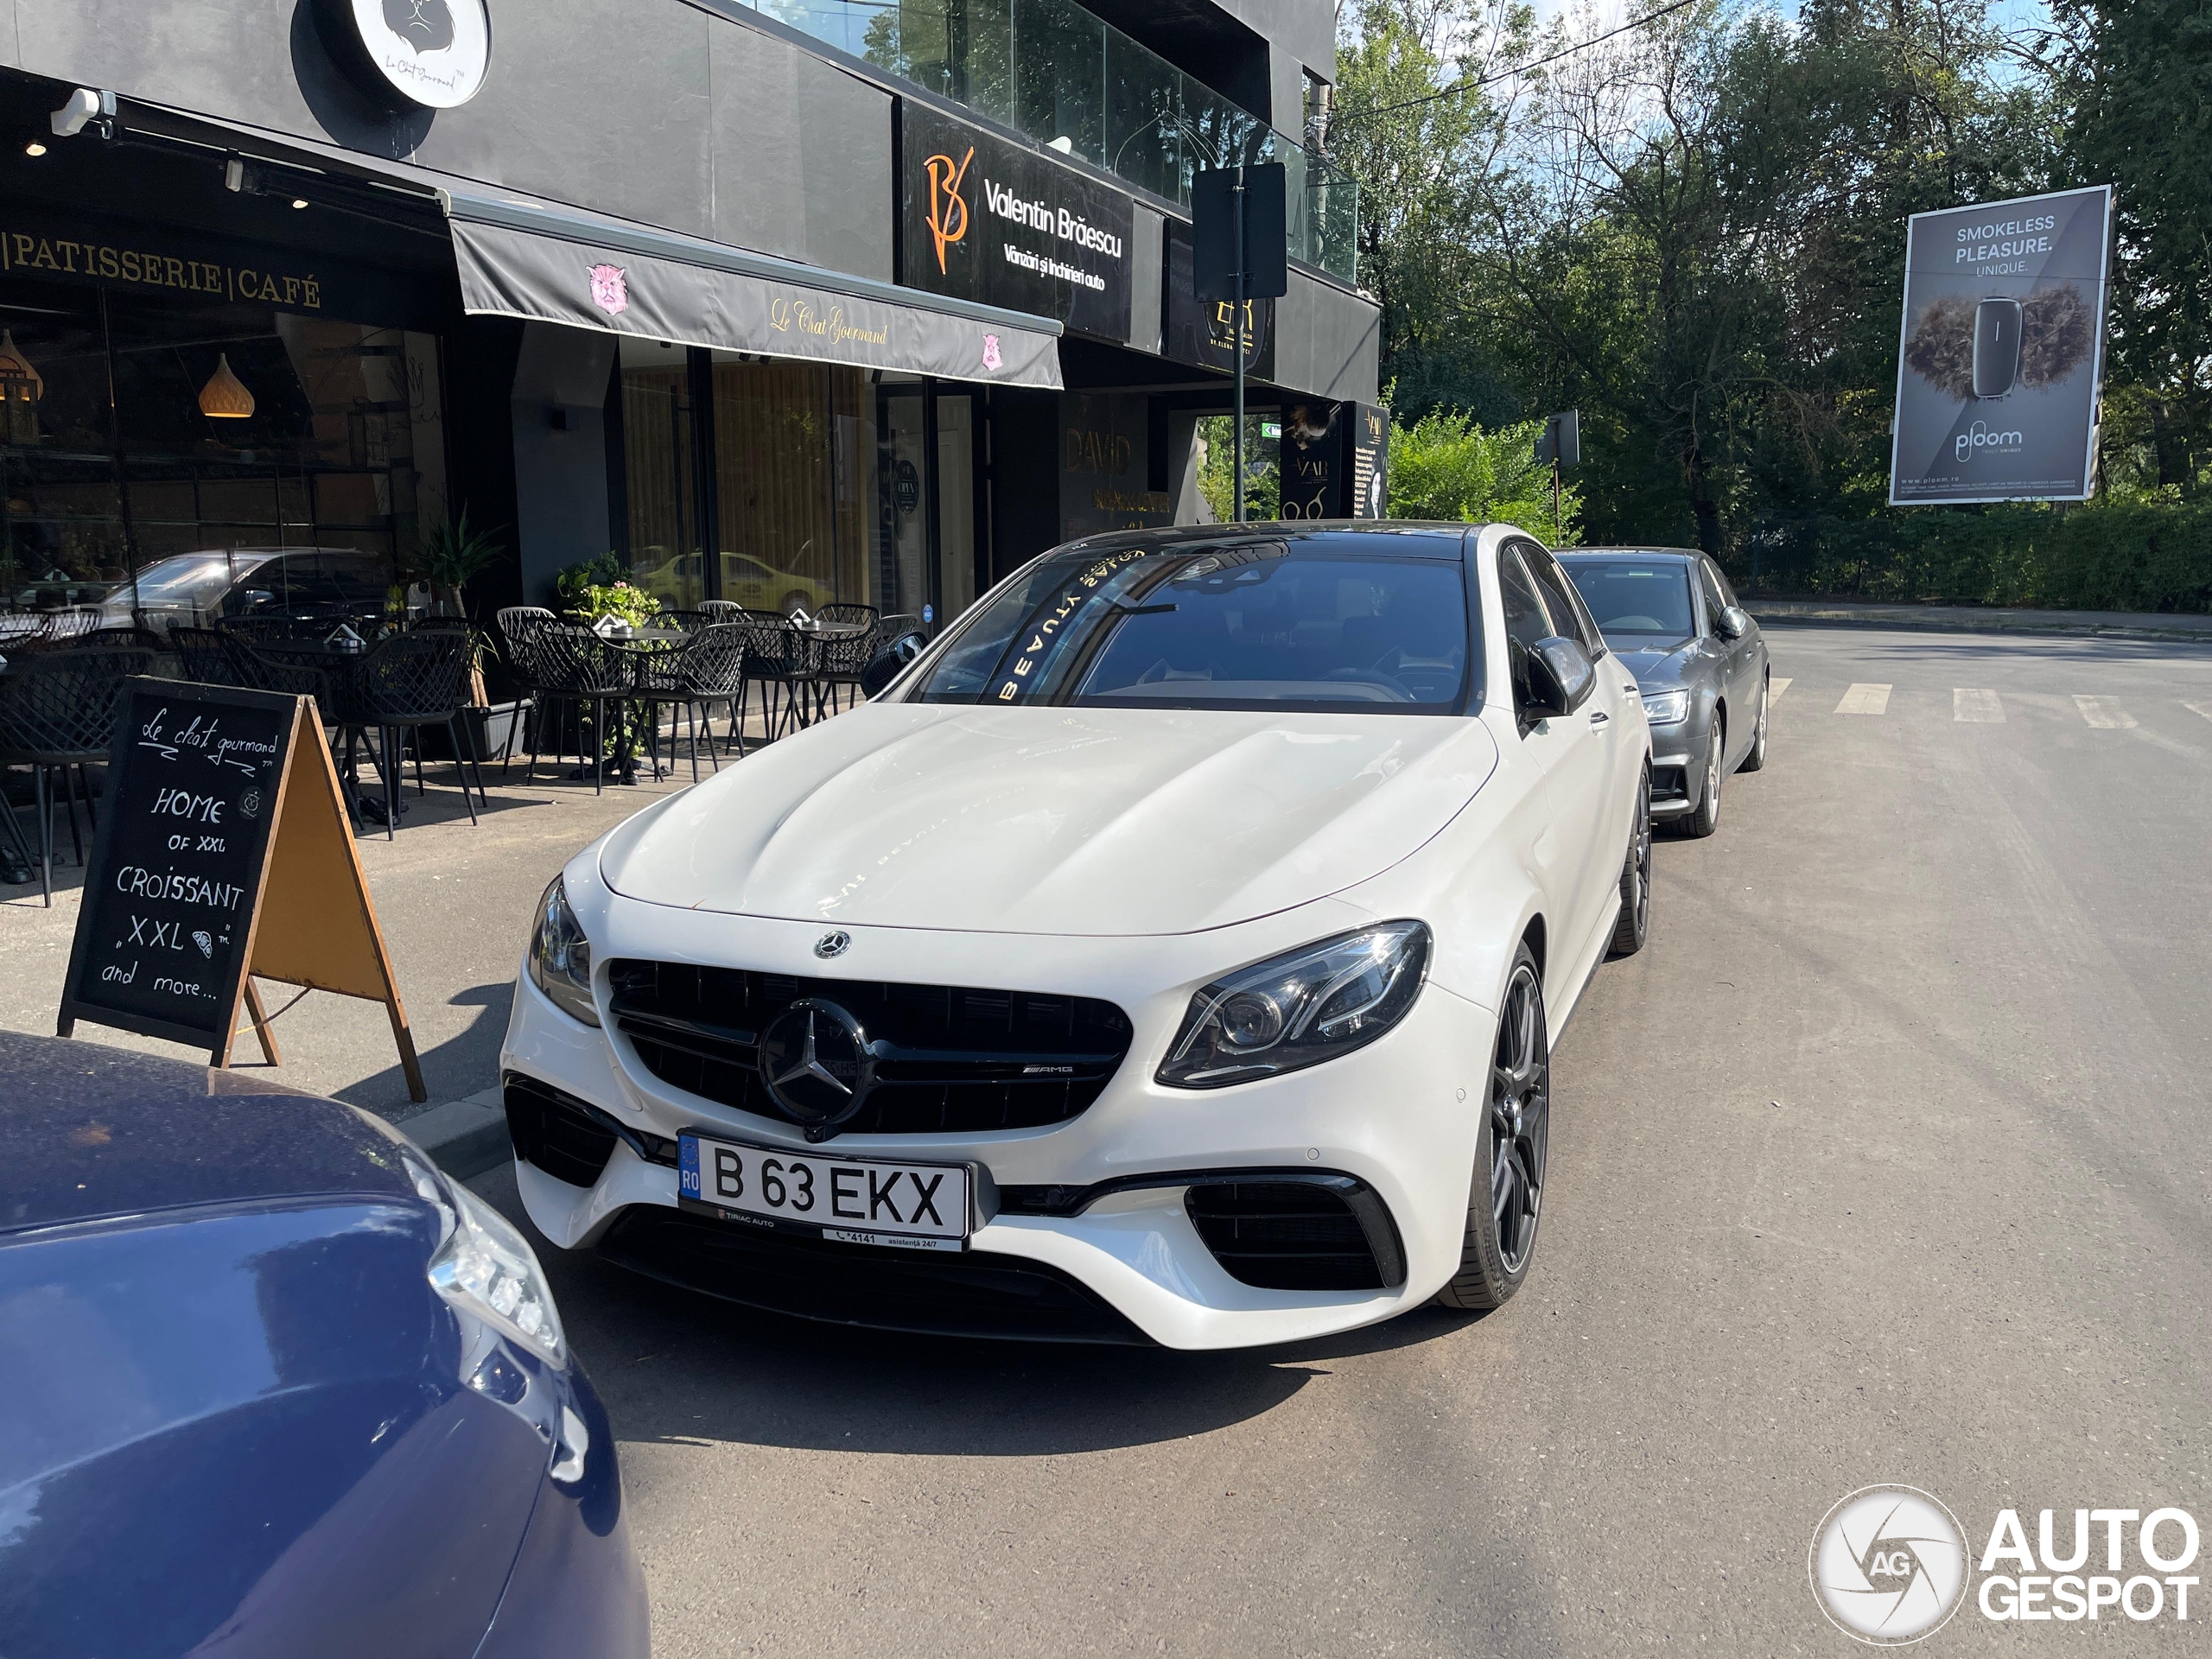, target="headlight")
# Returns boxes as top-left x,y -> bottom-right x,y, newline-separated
1157,921 -> 1431,1089
410,1158 -> 567,1364
527,874 -> 600,1027
1640,689 -> 1689,725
